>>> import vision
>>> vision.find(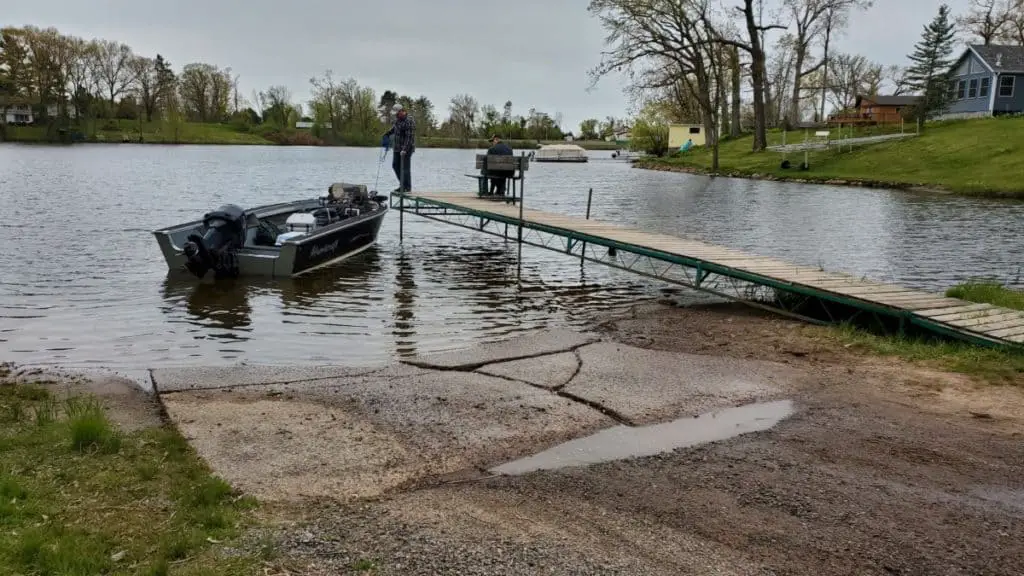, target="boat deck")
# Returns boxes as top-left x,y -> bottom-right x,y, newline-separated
392,192 -> 1024,349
